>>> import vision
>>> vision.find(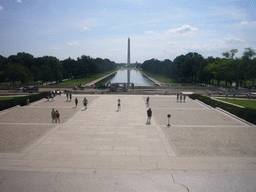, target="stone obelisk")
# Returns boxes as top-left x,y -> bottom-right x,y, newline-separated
127,37 -> 131,85
127,37 -> 130,66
